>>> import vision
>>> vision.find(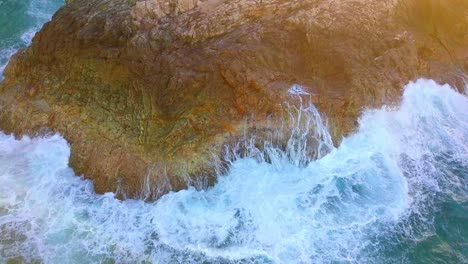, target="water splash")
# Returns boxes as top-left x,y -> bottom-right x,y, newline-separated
223,84 -> 333,170
0,79 -> 467,263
